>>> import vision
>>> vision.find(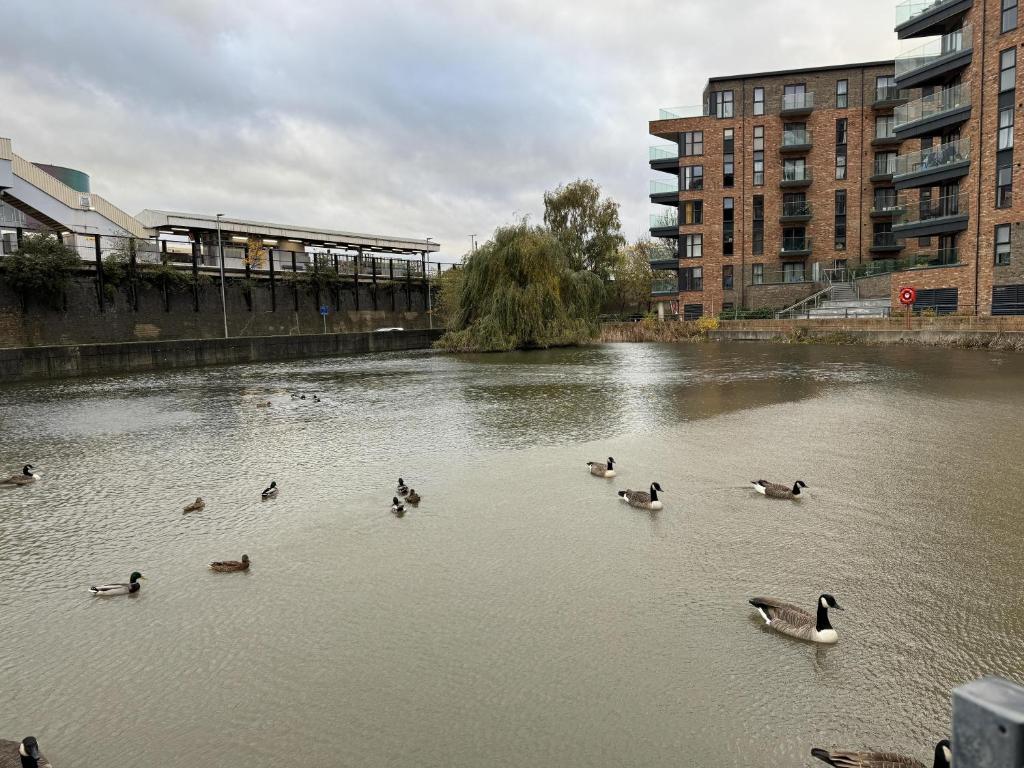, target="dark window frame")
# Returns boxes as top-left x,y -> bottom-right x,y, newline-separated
995,224 -> 1012,265
753,87 -> 765,116
722,264 -> 734,290
999,107 -> 1015,150
681,131 -> 704,157
723,197 -> 735,256
752,263 -> 764,285
1003,0 -> 1018,32
997,165 -> 1013,208
834,190 -> 848,248
836,79 -> 848,109
1000,48 -> 1016,92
